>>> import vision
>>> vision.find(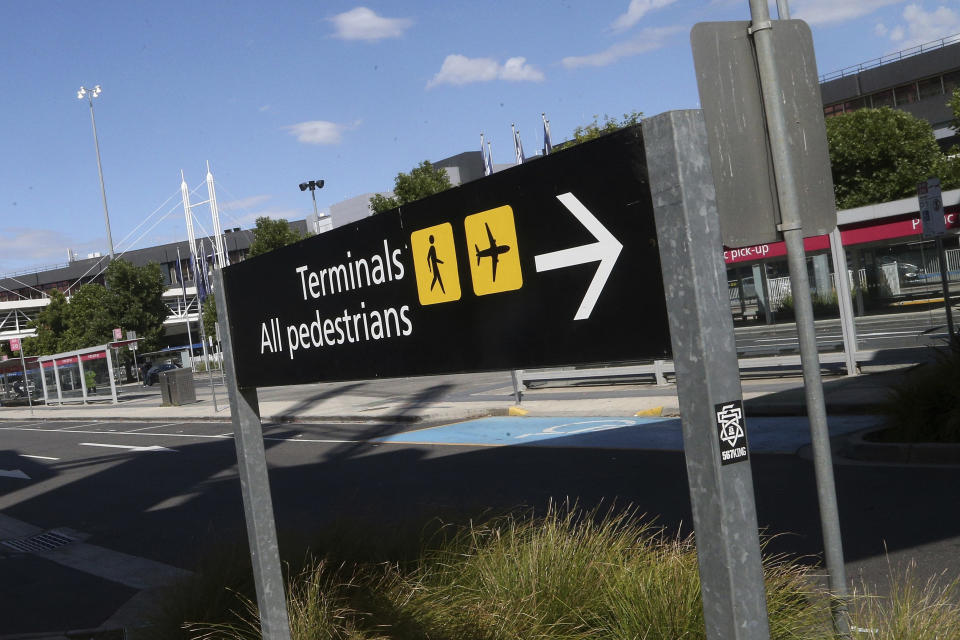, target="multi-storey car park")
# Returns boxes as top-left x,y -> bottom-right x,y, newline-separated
2,34 -> 959,395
